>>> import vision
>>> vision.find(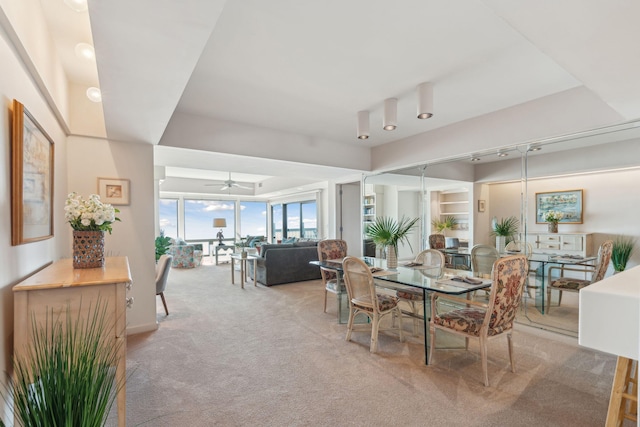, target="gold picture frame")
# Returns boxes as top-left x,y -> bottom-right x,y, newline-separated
98,178 -> 130,205
535,189 -> 583,224
11,100 -> 55,245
